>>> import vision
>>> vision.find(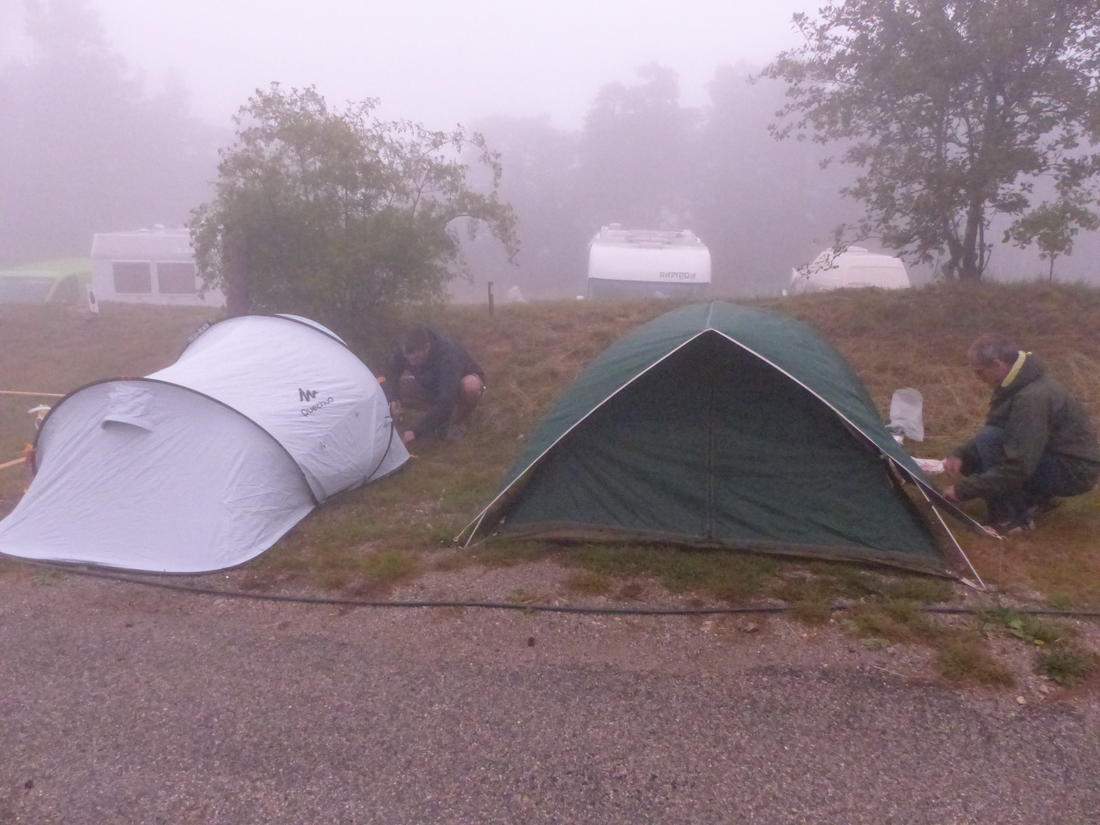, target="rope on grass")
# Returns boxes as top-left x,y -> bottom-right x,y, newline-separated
0,390 -> 64,397
0,456 -> 26,471
10,558 -> 1100,619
